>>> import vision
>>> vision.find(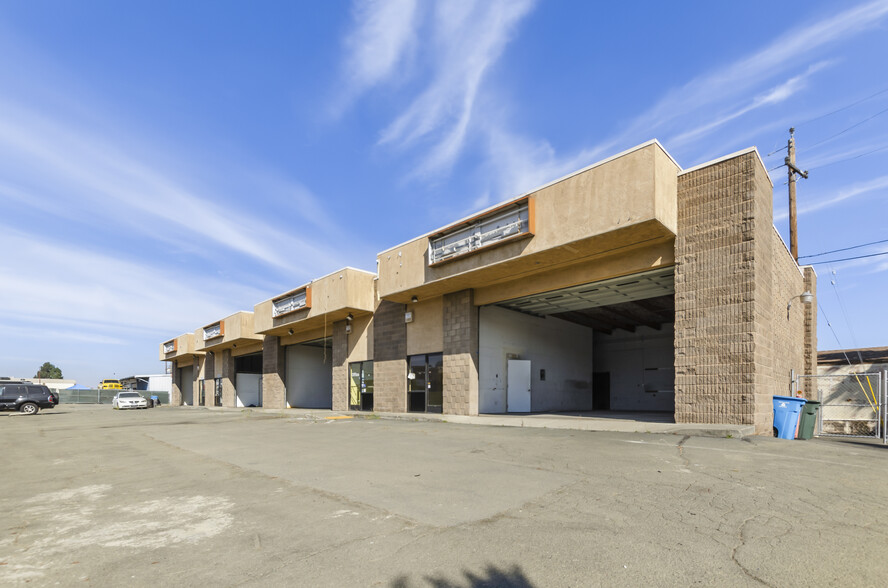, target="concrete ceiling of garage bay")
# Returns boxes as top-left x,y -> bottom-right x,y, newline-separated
495,267 -> 674,334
